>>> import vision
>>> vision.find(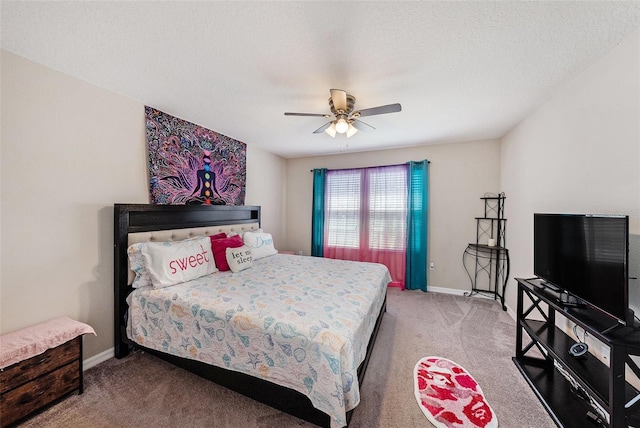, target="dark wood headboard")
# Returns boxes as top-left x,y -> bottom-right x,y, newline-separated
113,204 -> 261,358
